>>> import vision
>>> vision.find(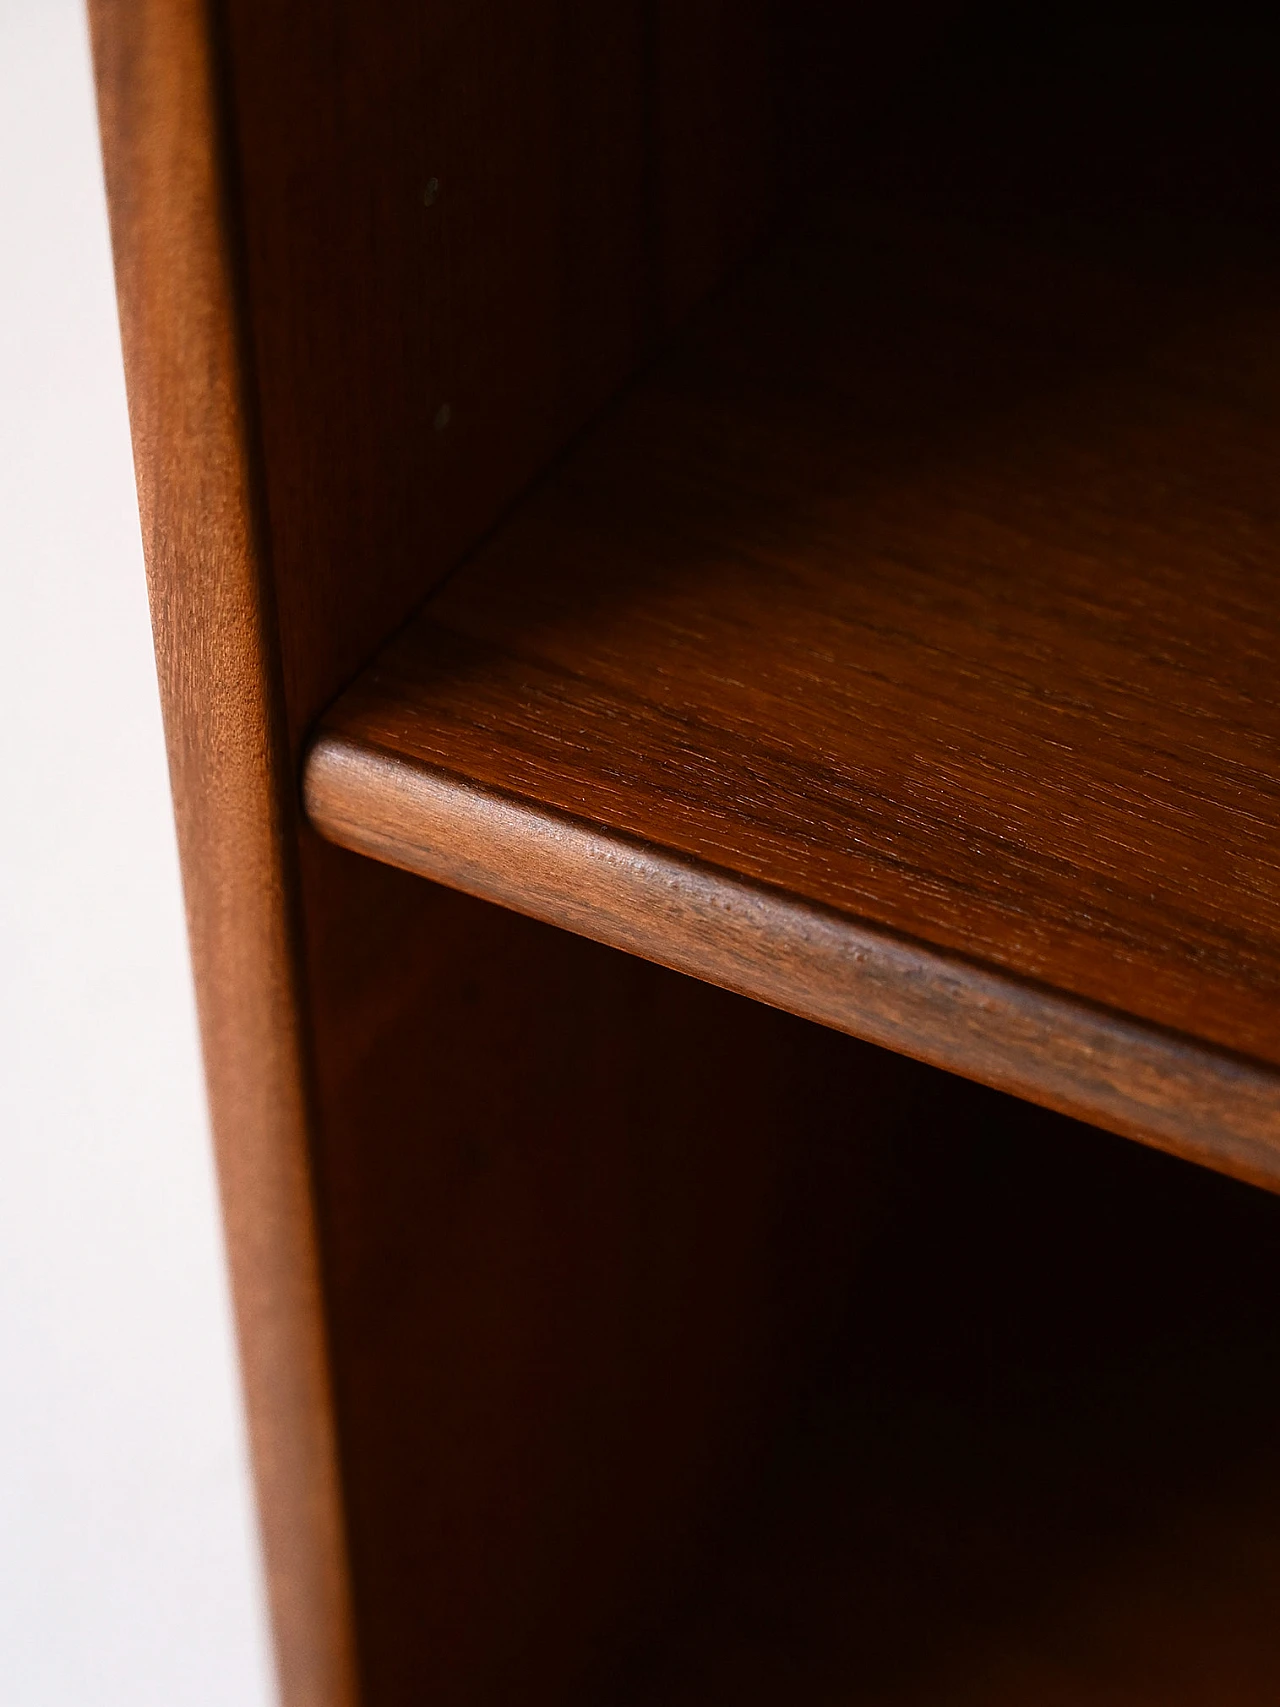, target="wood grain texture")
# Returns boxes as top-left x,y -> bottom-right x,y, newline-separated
87,4 -> 359,1705
189,6 -> 853,1703
307,205 -> 1280,1185
306,743 -> 1280,1191
94,2 -> 837,1698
